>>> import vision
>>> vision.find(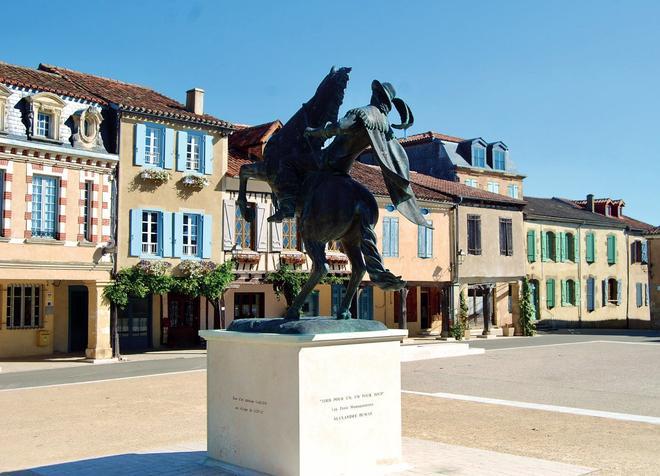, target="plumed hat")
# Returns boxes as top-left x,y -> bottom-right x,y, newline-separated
371,79 -> 414,130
